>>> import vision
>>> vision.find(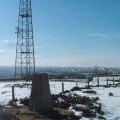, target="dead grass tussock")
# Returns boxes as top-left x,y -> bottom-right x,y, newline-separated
9,106 -> 52,120
53,108 -> 74,116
